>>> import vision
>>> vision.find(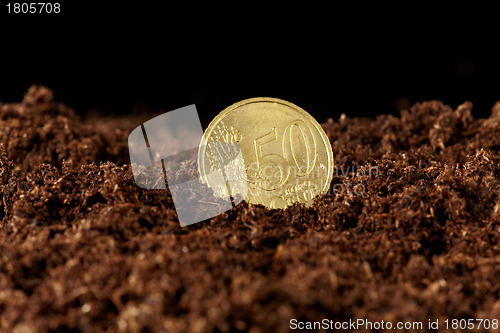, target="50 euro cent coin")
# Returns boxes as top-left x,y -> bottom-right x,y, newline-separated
197,97 -> 334,209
